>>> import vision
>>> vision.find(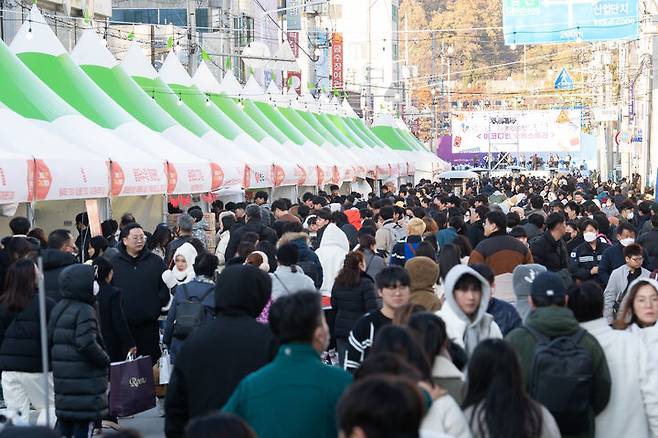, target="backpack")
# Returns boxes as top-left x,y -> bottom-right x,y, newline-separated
387,224 -> 407,246
403,242 -> 418,262
172,284 -> 214,340
526,326 -> 593,435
